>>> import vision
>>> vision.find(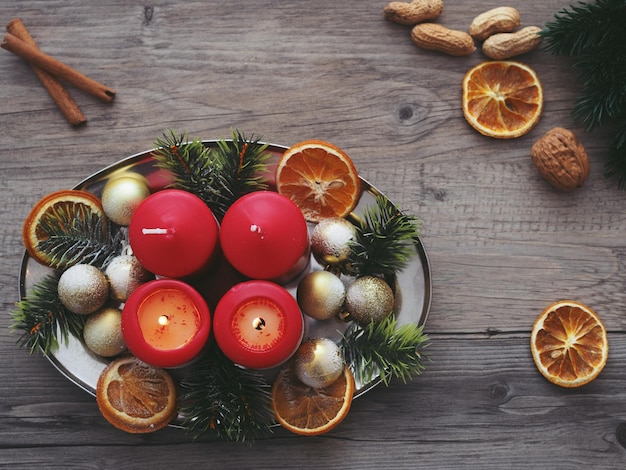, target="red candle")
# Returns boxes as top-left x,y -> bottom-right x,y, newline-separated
219,191 -> 310,283
121,279 -> 211,368
129,189 -> 219,278
213,280 -> 304,369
